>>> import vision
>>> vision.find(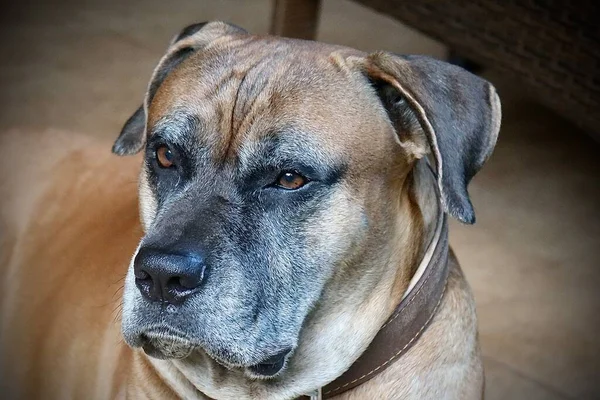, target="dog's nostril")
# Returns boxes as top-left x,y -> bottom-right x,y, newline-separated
166,277 -> 188,292
134,269 -> 154,288
134,271 -> 155,299
171,272 -> 203,290
135,269 -> 150,280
